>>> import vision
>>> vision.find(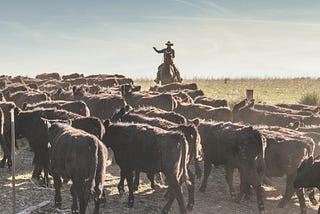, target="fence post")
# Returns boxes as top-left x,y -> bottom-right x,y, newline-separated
11,109 -> 16,214
246,89 -> 254,100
